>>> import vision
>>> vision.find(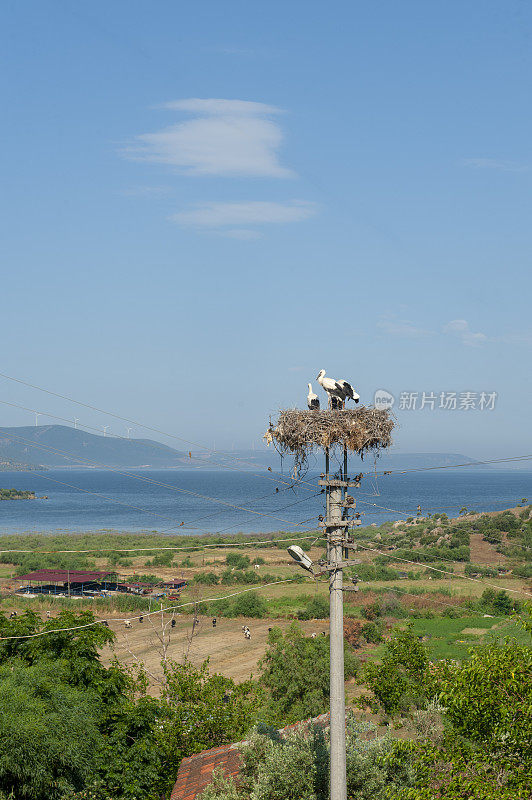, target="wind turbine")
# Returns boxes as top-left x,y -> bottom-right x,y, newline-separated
102,426 -> 109,437
73,418 -> 79,429
126,427 -> 132,439
34,412 -> 41,427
